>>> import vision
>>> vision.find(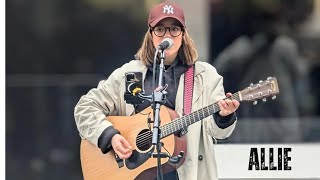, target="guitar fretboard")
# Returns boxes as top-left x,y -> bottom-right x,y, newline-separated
160,92 -> 240,138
